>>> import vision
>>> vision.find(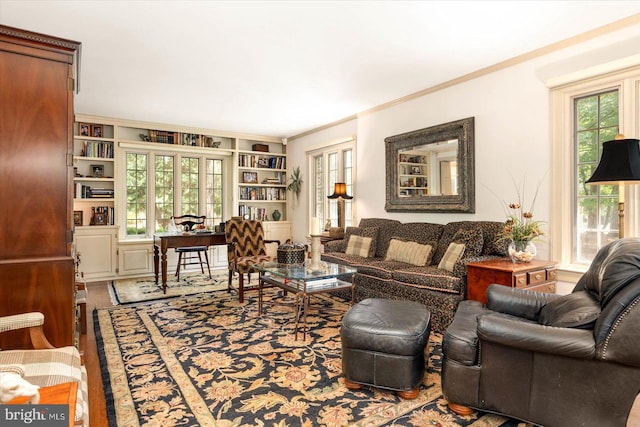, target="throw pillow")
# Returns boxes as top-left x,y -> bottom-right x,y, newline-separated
343,226 -> 379,257
438,242 -> 466,272
385,238 -> 434,266
452,228 -> 484,257
538,290 -> 601,329
345,235 -> 373,257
